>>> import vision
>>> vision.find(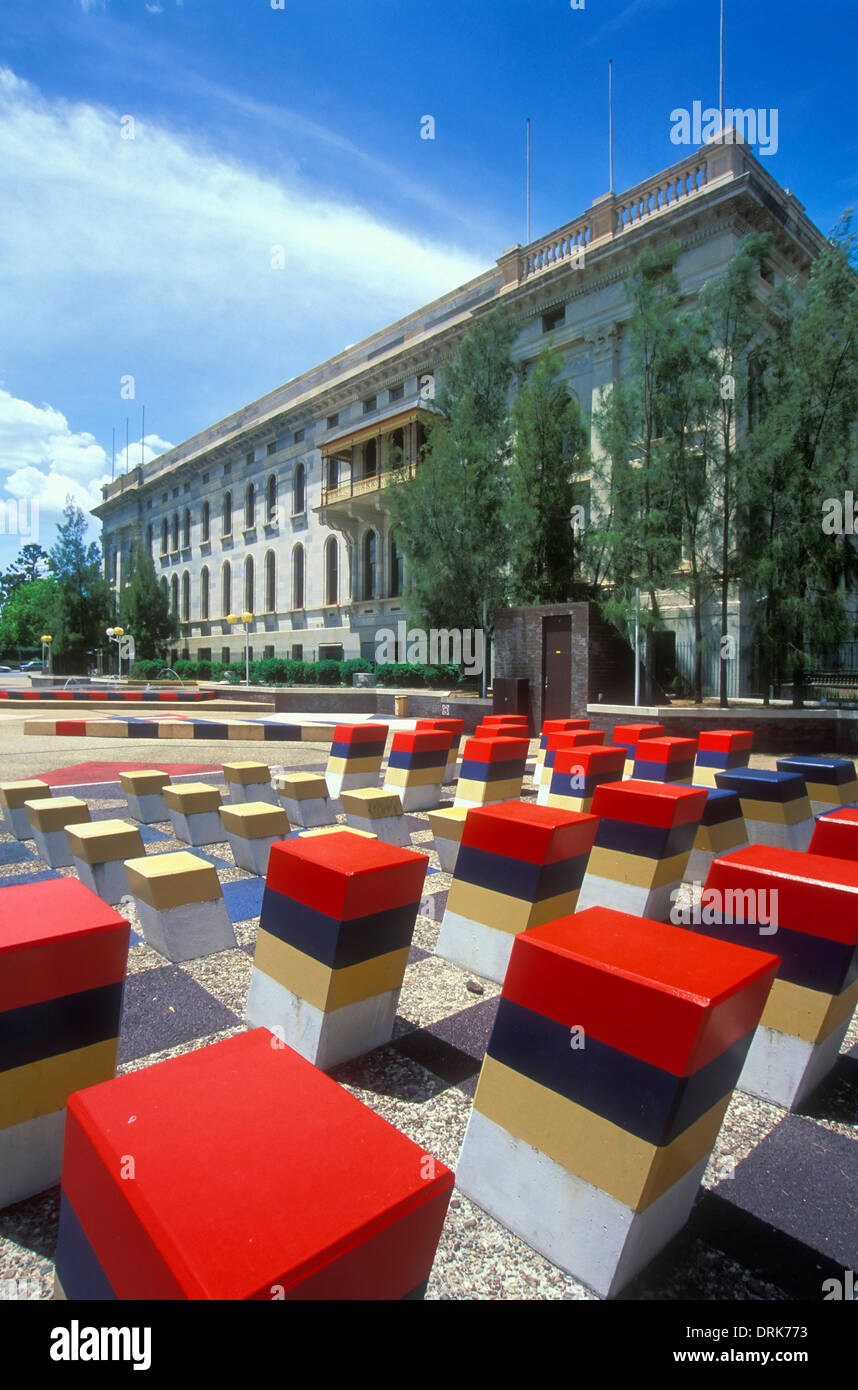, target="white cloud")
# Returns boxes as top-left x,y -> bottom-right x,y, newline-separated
0,388 -> 171,556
